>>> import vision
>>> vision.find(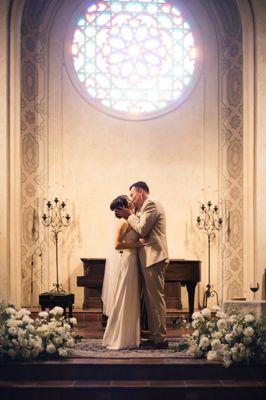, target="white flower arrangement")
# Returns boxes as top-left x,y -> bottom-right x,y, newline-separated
178,306 -> 266,367
0,300 -> 80,360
